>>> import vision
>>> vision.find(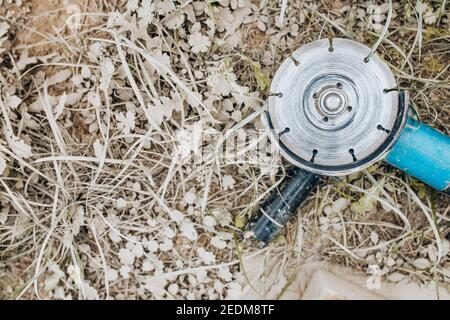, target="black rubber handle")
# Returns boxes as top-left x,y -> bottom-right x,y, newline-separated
246,167 -> 320,246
